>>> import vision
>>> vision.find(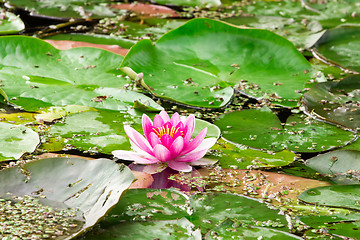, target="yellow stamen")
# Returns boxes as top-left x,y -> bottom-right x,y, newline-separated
153,126 -> 180,138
